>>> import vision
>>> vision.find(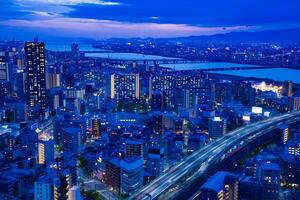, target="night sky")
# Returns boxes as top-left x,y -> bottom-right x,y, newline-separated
1,0 -> 300,39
